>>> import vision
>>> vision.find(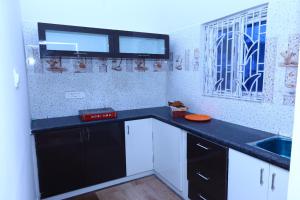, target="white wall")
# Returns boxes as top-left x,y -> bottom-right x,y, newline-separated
0,0 -> 36,199
288,69 -> 300,196
287,52 -> 300,200
20,0 -> 268,34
